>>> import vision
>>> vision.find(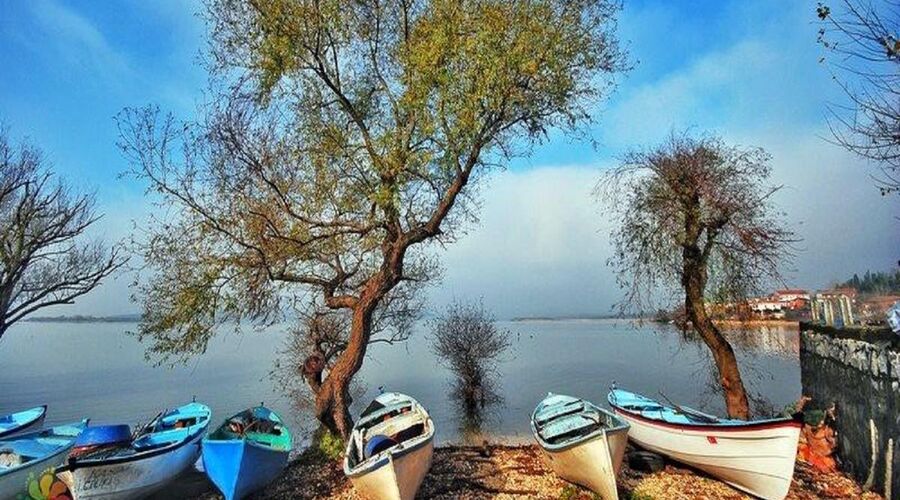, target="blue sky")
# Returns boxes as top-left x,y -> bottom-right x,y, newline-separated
1,0 -> 898,318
